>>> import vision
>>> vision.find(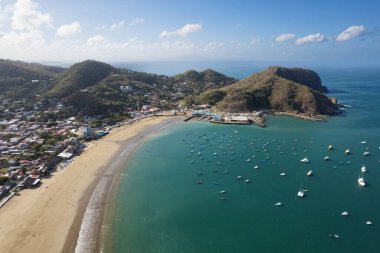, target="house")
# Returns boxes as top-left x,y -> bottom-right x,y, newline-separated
120,85 -> 134,93
18,175 -> 41,188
